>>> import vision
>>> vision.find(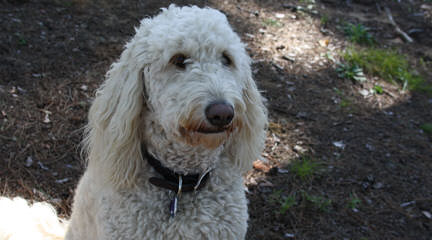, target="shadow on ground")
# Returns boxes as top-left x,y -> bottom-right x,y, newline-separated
0,0 -> 431,239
